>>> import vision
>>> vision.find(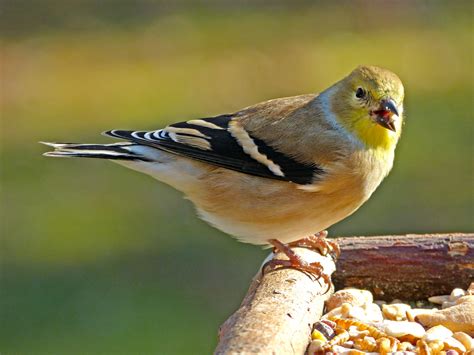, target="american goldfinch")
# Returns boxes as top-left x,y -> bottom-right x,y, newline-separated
43,65 -> 404,281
